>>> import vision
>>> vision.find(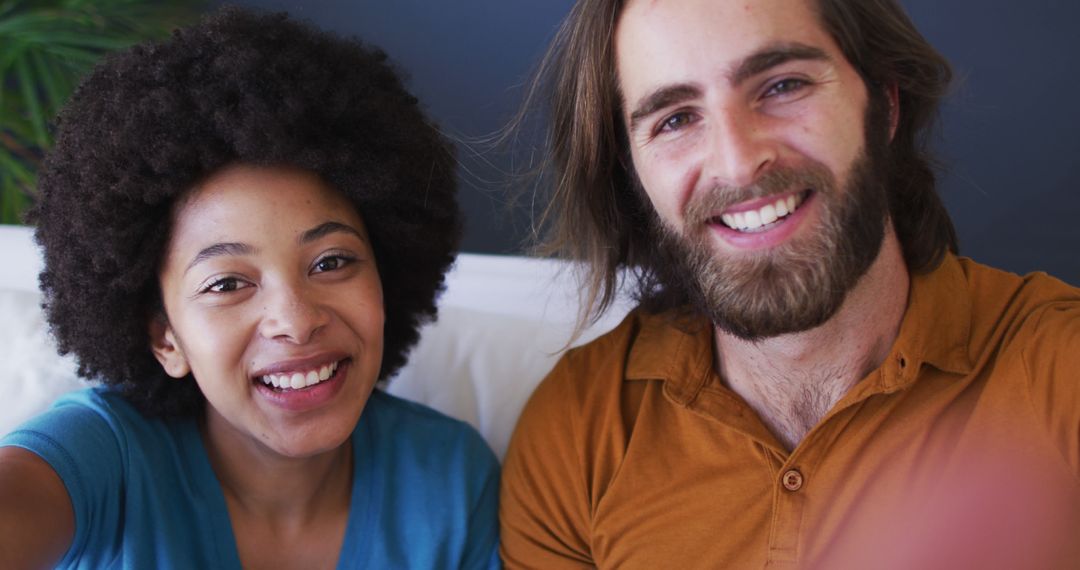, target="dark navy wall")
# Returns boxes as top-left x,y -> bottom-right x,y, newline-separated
224,0 -> 576,256
904,1 -> 1080,283
228,0 -> 1079,284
